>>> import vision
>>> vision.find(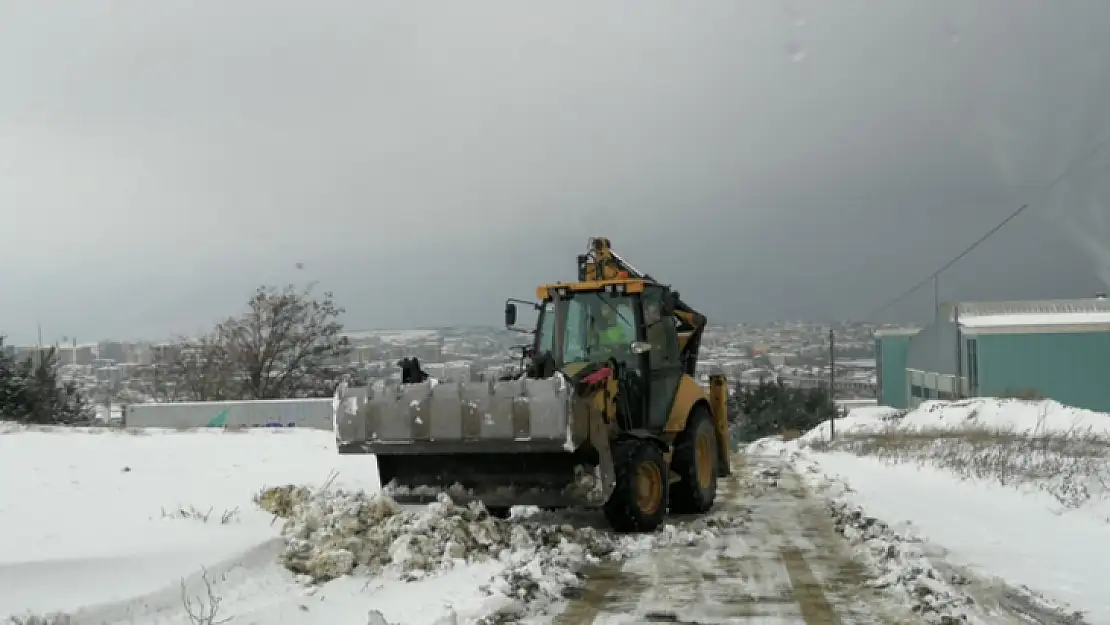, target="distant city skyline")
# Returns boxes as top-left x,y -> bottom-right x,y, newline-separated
3,319 -> 907,348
